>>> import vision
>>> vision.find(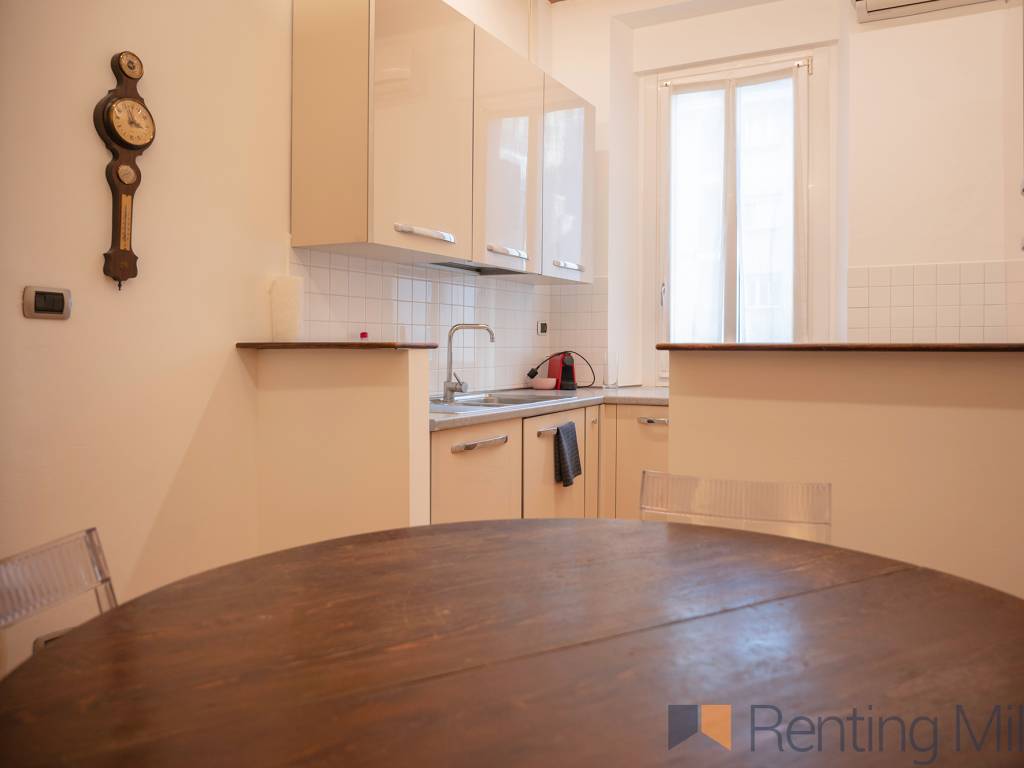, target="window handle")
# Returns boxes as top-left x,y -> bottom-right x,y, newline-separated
660,282 -> 666,308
